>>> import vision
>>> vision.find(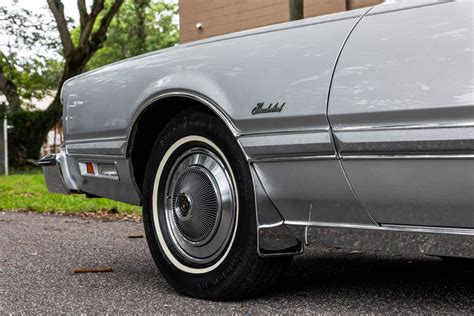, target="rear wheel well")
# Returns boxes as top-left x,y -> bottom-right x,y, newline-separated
128,96 -> 216,194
